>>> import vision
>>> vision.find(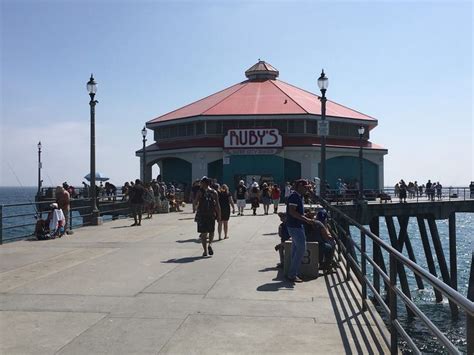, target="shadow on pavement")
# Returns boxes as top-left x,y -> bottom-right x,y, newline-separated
176,238 -> 201,244
324,263 -> 388,353
162,256 -> 205,263
256,268 -> 294,291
